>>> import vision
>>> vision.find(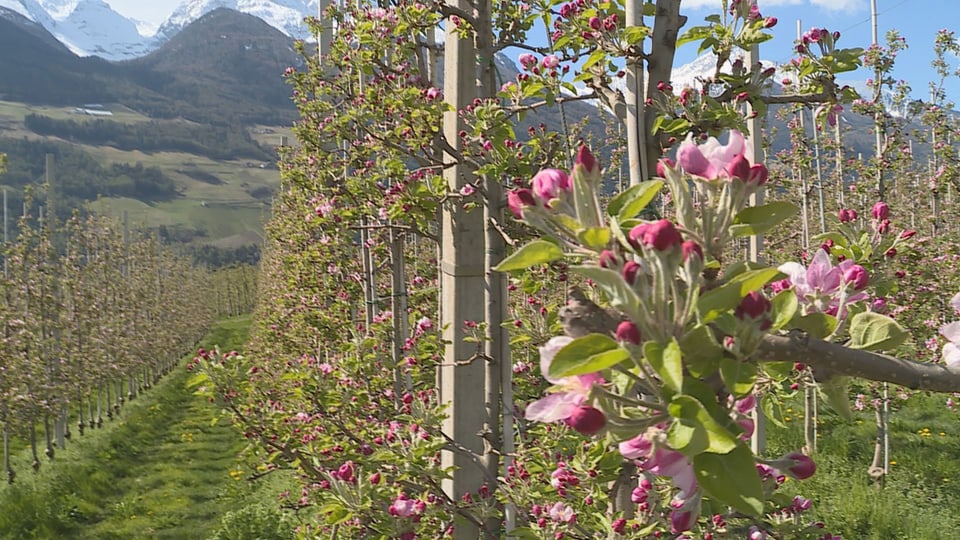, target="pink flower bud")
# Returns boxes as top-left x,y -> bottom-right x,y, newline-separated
843,264 -> 868,291
872,201 -> 890,221
574,145 -> 599,176
681,240 -> 703,262
629,220 -> 682,252
622,261 -> 642,285
616,321 -> 641,345
764,16 -> 777,28
900,229 -> 916,239
657,158 -> 675,178
531,168 -> 571,206
337,461 -> 355,482
564,406 -> 606,435
838,208 -> 857,223
599,250 -> 619,268
507,188 -> 536,218
588,16 -> 601,30
783,451 -> 816,479
542,54 -> 560,69
735,290 -> 771,321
